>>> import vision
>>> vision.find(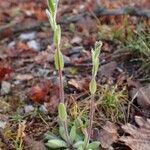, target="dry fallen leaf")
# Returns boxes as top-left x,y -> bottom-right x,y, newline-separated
0,67 -> 14,81
120,116 -> 150,150
24,136 -> 46,150
68,78 -> 90,91
100,61 -> 117,77
98,121 -> 119,148
29,81 -> 51,103
130,84 -> 150,109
